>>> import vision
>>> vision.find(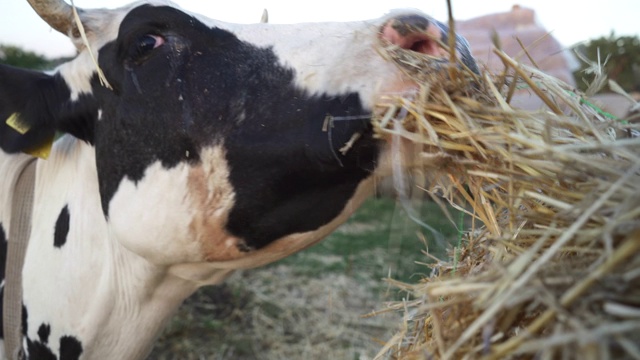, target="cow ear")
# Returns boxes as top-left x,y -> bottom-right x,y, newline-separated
0,64 -> 97,156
